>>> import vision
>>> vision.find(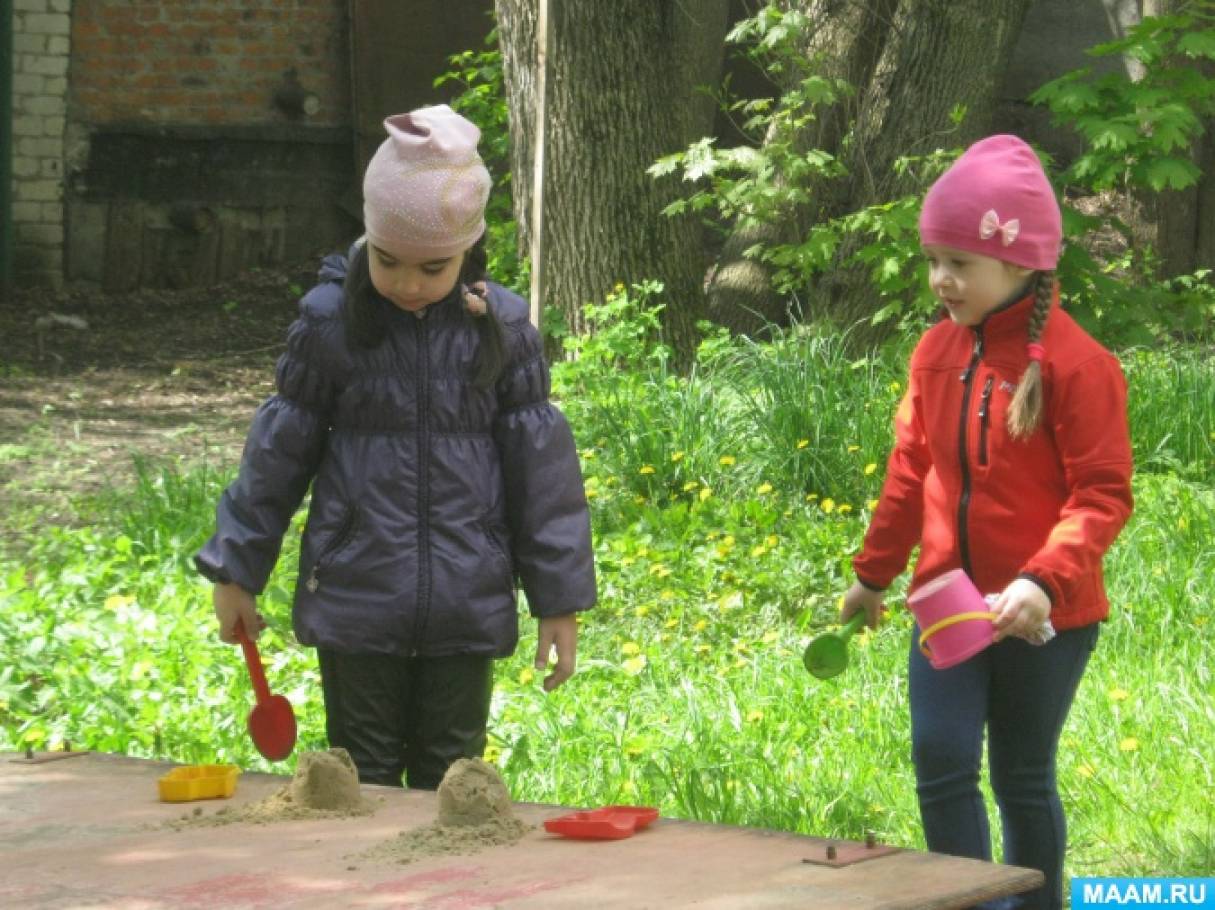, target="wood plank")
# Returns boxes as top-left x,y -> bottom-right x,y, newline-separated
0,752 -> 1042,909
